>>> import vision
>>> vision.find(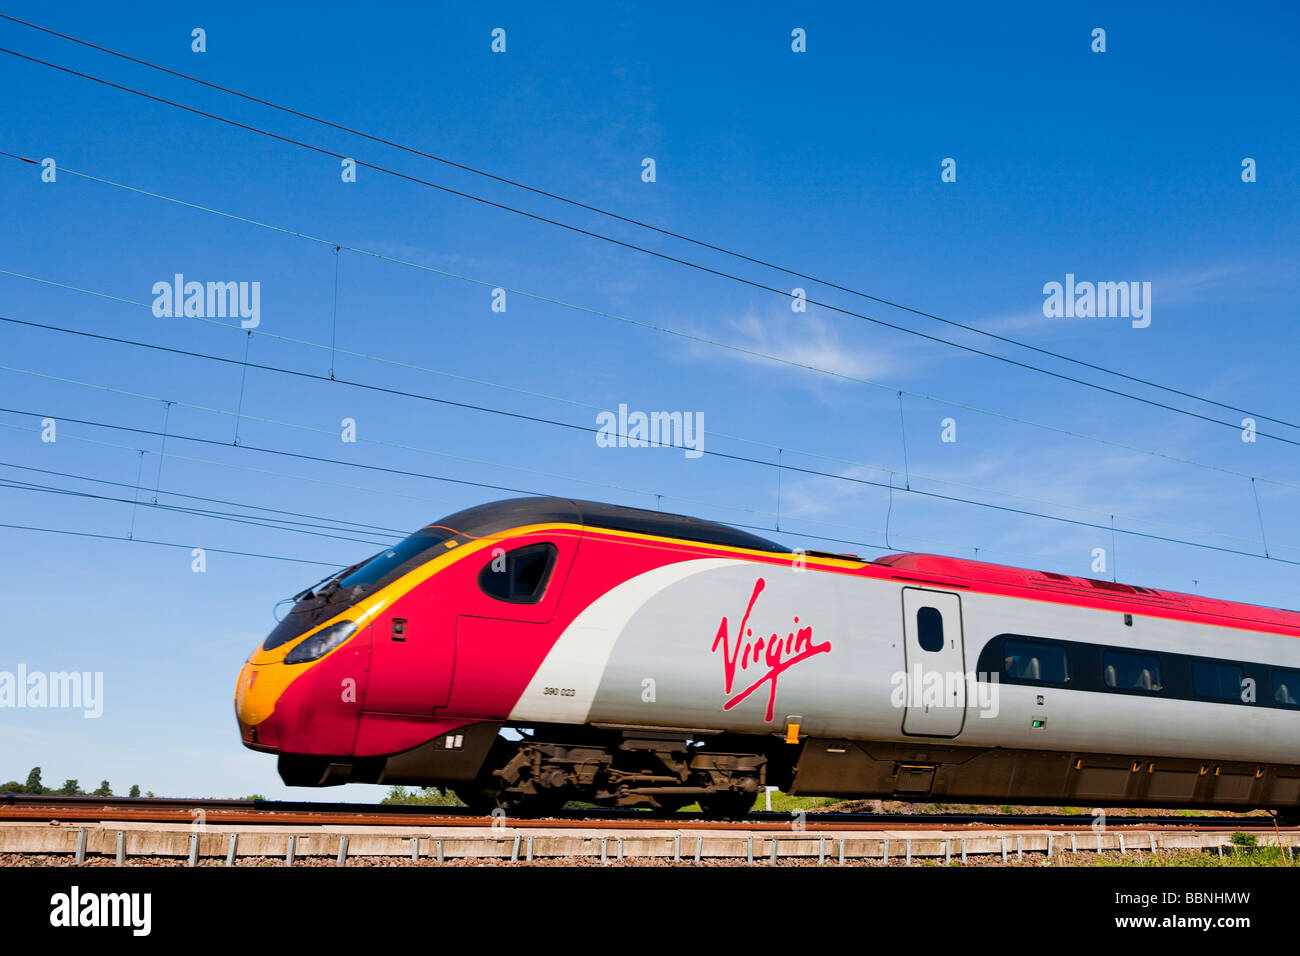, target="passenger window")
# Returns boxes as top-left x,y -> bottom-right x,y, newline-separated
1103,650 -> 1163,693
1191,660 -> 1245,702
1002,639 -> 1070,684
478,543 -> 558,604
1272,669 -> 1300,706
917,606 -> 944,652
